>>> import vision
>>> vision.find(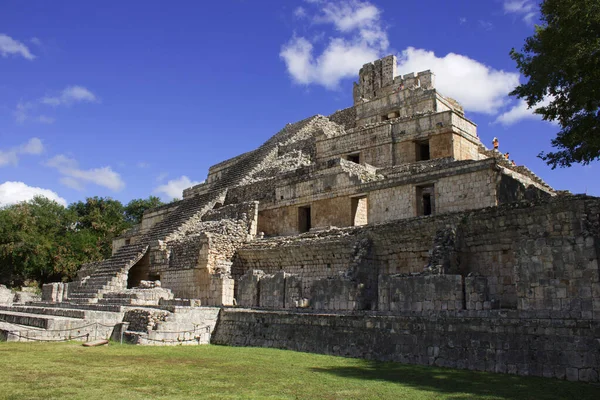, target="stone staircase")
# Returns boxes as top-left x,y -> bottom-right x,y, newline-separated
67,117 -> 325,304
0,303 -> 123,342
68,244 -> 149,303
